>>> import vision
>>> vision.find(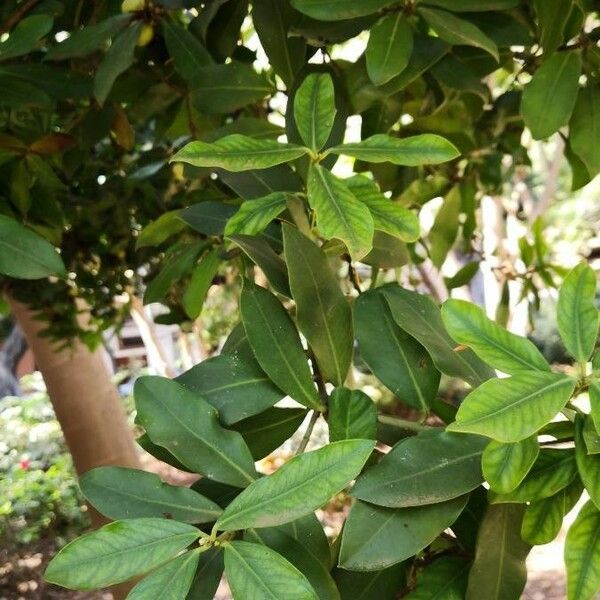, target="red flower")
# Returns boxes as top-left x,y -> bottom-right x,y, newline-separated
19,459 -> 30,470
